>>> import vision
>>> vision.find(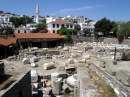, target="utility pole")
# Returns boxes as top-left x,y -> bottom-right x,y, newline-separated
114,47 -> 117,60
